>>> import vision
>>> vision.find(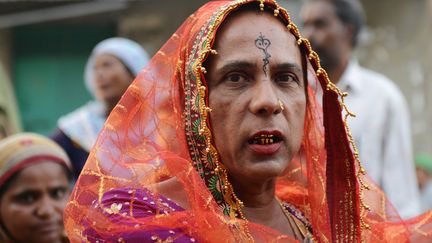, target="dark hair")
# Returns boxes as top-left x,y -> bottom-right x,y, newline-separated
311,0 -> 365,47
